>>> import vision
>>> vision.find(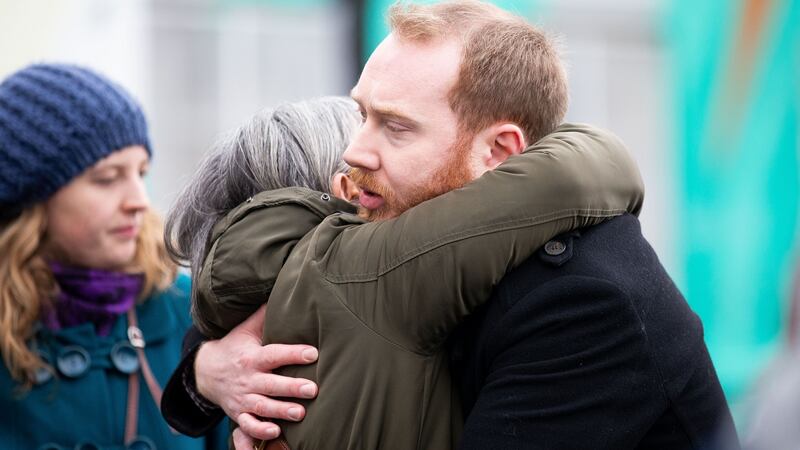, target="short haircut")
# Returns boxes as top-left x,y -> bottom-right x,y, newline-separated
389,0 -> 568,144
